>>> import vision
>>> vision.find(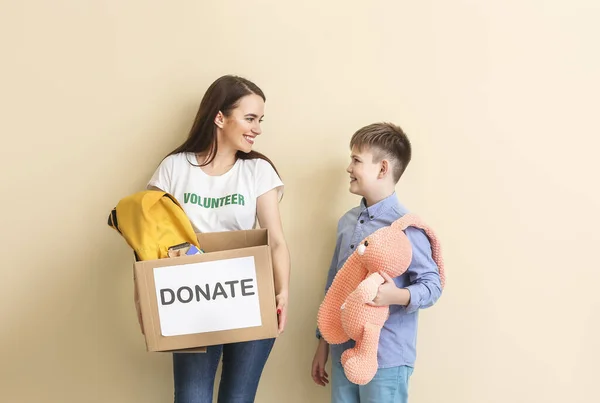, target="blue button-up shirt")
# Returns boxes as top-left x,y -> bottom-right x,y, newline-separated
317,193 -> 442,368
